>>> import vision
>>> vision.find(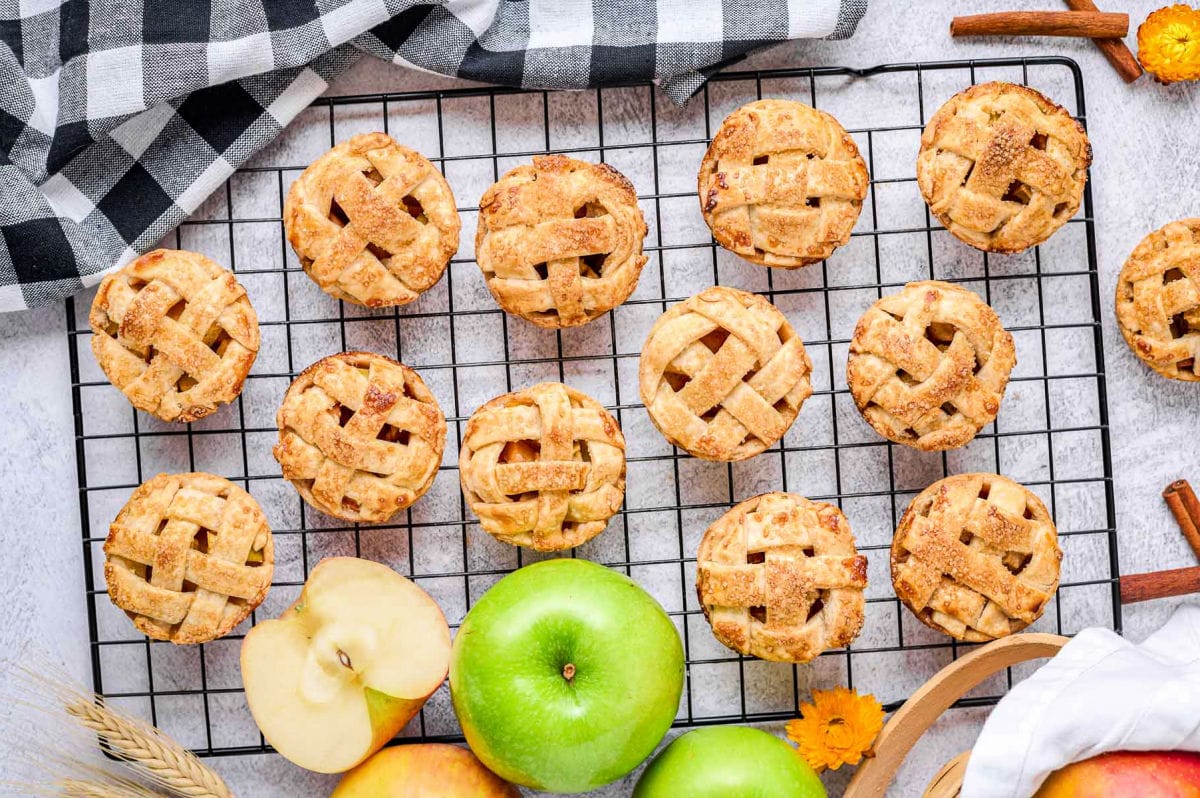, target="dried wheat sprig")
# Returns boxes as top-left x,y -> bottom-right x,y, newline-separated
63,697 -> 232,798
2,747 -> 165,798
5,762 -> 168,798
57,778 -> 165,798
3,660 -> 232,798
